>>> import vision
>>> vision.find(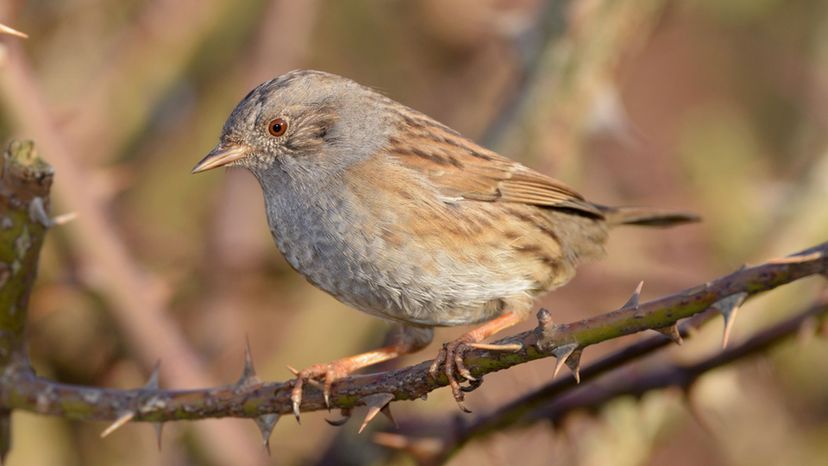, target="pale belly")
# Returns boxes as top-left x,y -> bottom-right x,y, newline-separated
266,197 -> 539,327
